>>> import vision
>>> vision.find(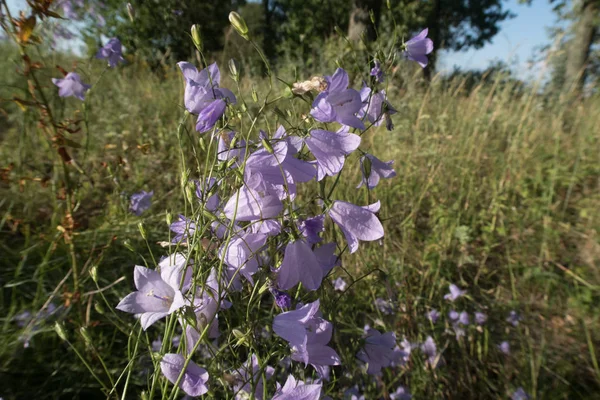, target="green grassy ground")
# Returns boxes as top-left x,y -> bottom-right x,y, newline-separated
1,42 -> 599,398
